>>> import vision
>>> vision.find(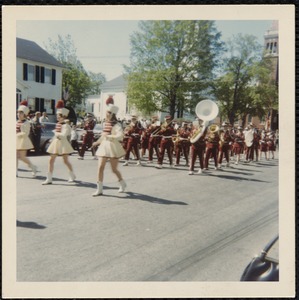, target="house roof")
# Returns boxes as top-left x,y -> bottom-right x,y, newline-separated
100,75 -> 127,91
17,37 -> 64,68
